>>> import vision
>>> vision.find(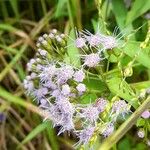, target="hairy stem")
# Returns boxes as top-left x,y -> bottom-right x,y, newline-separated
98,96 -> 150,150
